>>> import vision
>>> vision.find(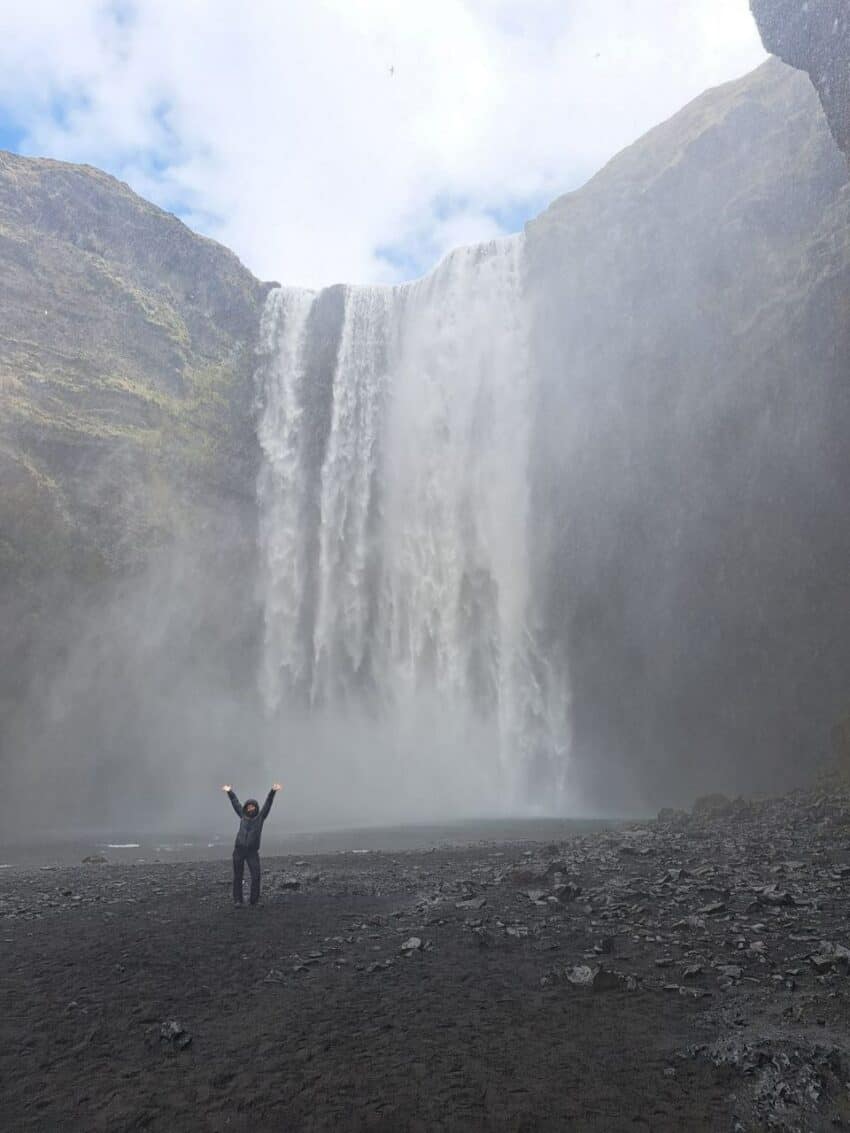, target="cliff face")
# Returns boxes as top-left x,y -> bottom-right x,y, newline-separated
527,59 -> 850,808
751,0 -> 850,160
0,151 -> 268,581
0,152 -> 271,820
